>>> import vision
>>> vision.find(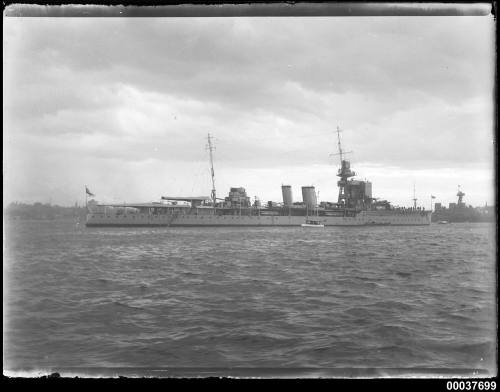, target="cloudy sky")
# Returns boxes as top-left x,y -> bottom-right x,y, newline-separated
3,12 -> 495,209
